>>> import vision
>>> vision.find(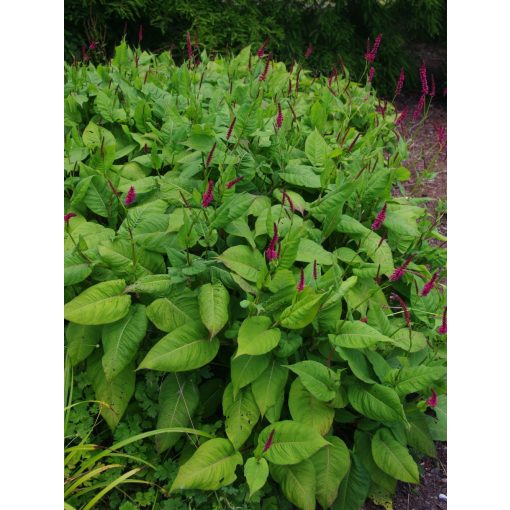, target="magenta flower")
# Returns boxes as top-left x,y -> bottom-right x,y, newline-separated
436,125 -> 447,149
389,256 -> 413,281
263,429 -> 275,452
297,268 -> 305,292
124,186 -> 136,206
89,41 -> 96,50
304,42 -> 313,58
202,180 -> 214,208
257,38 -> 269,58
421,271 -> 439,297
438,306 -> 447,334
391,293 -> 411,327
138,25 -> 143,43
259,53 -> 271,81
64,212 -> 77,223
367,66 -> 375,83
365,33 -> 382,62
226,117 -> 236,140
419,62 -> 428,95
426,389 -> 438,408
282,191 -> 295,213
371,203 -> 387,230
313,259 -> 318,280
412,94 -> 426,121
265,223 -> 279,262
205,142 -> 217,168
395,106 -> 408,126
395,68 -> 405,97
276,103 -> 283,129
186,32 -> 193,61
225,176 -> 244,189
